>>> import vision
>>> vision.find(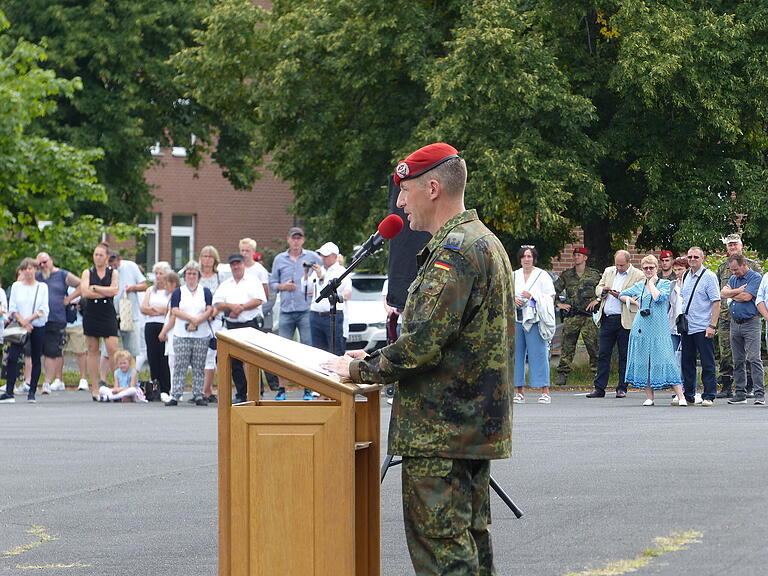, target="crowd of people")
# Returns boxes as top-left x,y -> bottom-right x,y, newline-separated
515,232 -> 767,406
0,229 -> 354,405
